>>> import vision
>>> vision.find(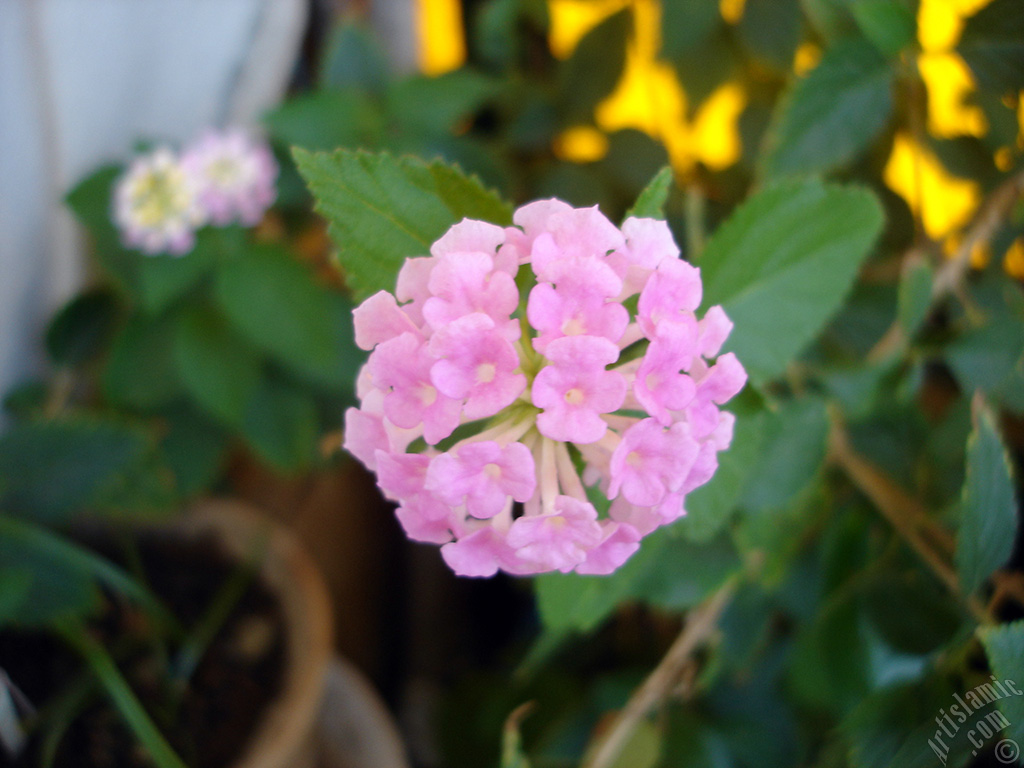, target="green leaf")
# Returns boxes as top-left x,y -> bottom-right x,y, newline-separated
958,0 -> 1024,93
46,289 -> 120,367
240,375 -> 319,471
762,39 -> 894,178
661,0 -> 720,59
0,568 -> 33,623
533,531 -> 739,636
173,305 -> 262,426
387,70 -> 498,136
737,0 -> 803,72
319,21 -> 391,92
850,0 -> 916,57
214,243 -> 361,394
160,407 -> 229,497
295,148 -> 513,301
264,90 -> 385,152
978,620 -> 1024,747
956,400 -> 1018,595
700,179 -> 884,382
135,230 -> 218,314
0,516 -> 180,632
559,9 -> 631,124
625,166 -> 674,220
896,258 -> 934,337
104,313 -> 184,409
741,397 -> 828,514
0,417 -> 169,524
